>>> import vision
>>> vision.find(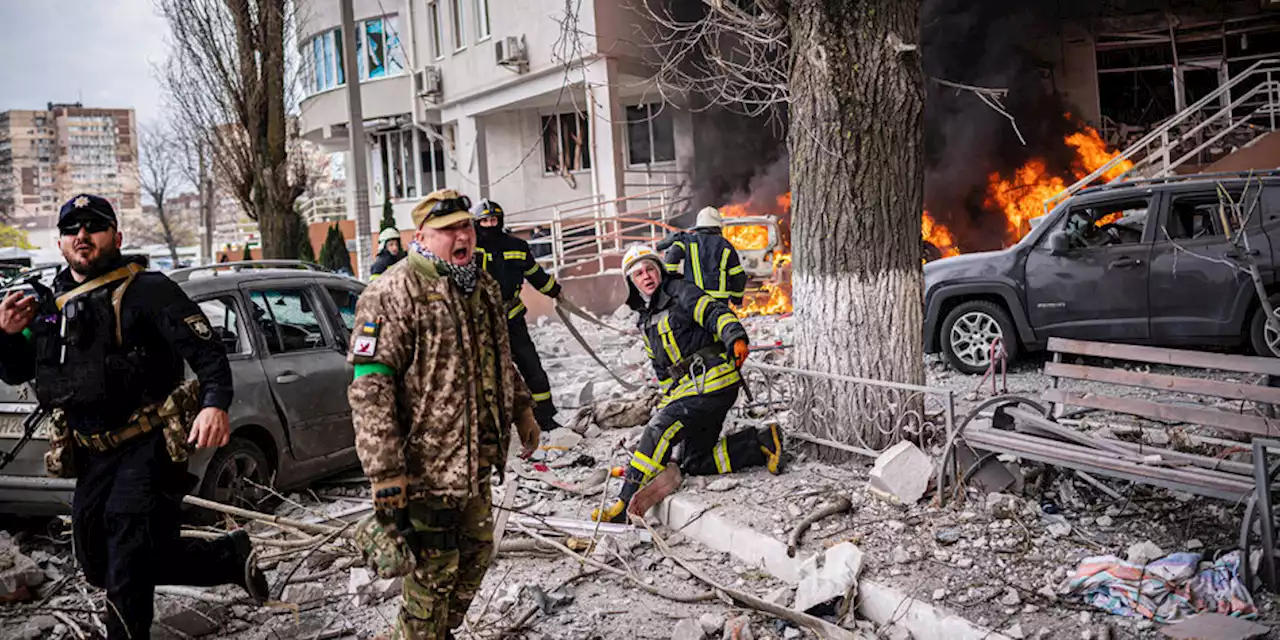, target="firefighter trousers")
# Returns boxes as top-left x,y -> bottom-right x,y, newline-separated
396,487 -> 493,640
619,383 -> 765,503
72,432 -> 246,640
508,315 -> 557,428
